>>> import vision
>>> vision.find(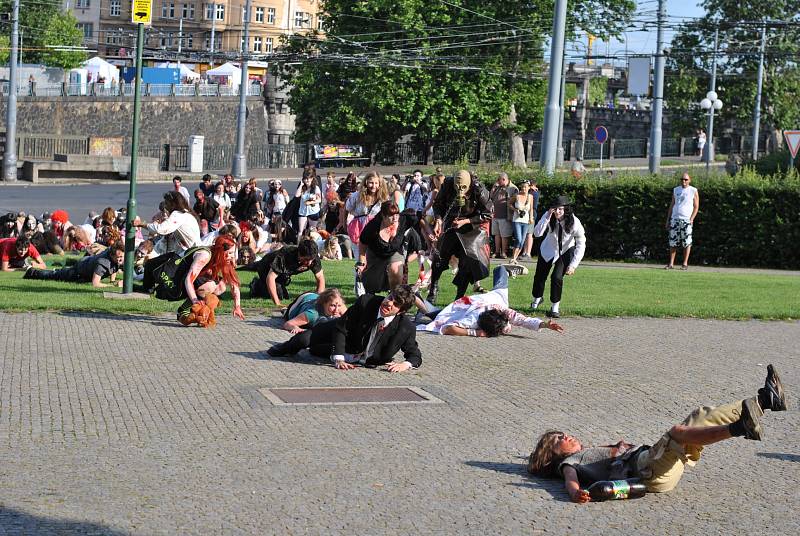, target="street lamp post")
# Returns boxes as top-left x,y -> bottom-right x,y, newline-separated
700,91 -> 723,174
